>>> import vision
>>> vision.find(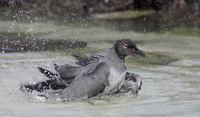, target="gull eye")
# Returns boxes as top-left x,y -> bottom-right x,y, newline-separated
123,44 -> 128,49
